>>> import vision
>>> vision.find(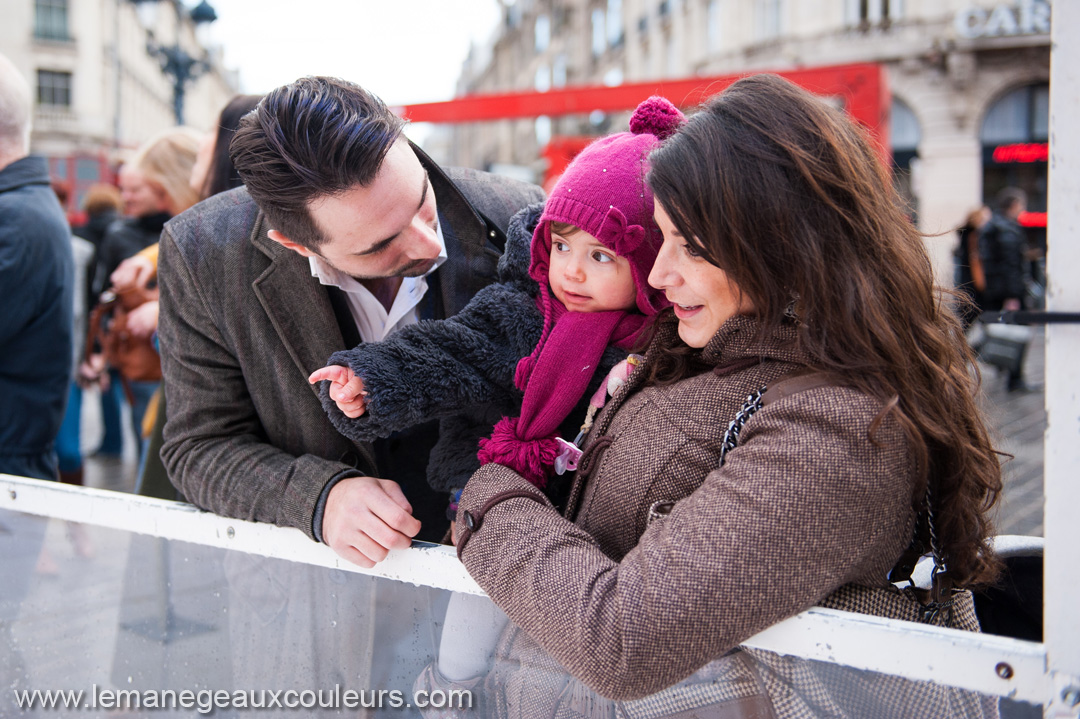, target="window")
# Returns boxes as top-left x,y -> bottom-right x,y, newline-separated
552,53 -> 568,88
37,70 -> 72,107
535,116 -> 552,146
535,65 -> 551,93
755,0 -> 782,40
34,0 -> 69,41
890,97 -> 920,152
707,0 -> 723,53
592,8 -> 607,56
535,14 -> 550,53
981,84 -> 1050,144
666,33 -> 678,75
607,0 -> 625,47
845,0 -> 904,27
506,2 -> 522,29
